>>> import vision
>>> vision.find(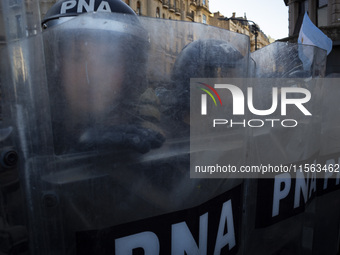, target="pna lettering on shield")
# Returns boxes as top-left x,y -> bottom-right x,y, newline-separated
115,199 -> 236,255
